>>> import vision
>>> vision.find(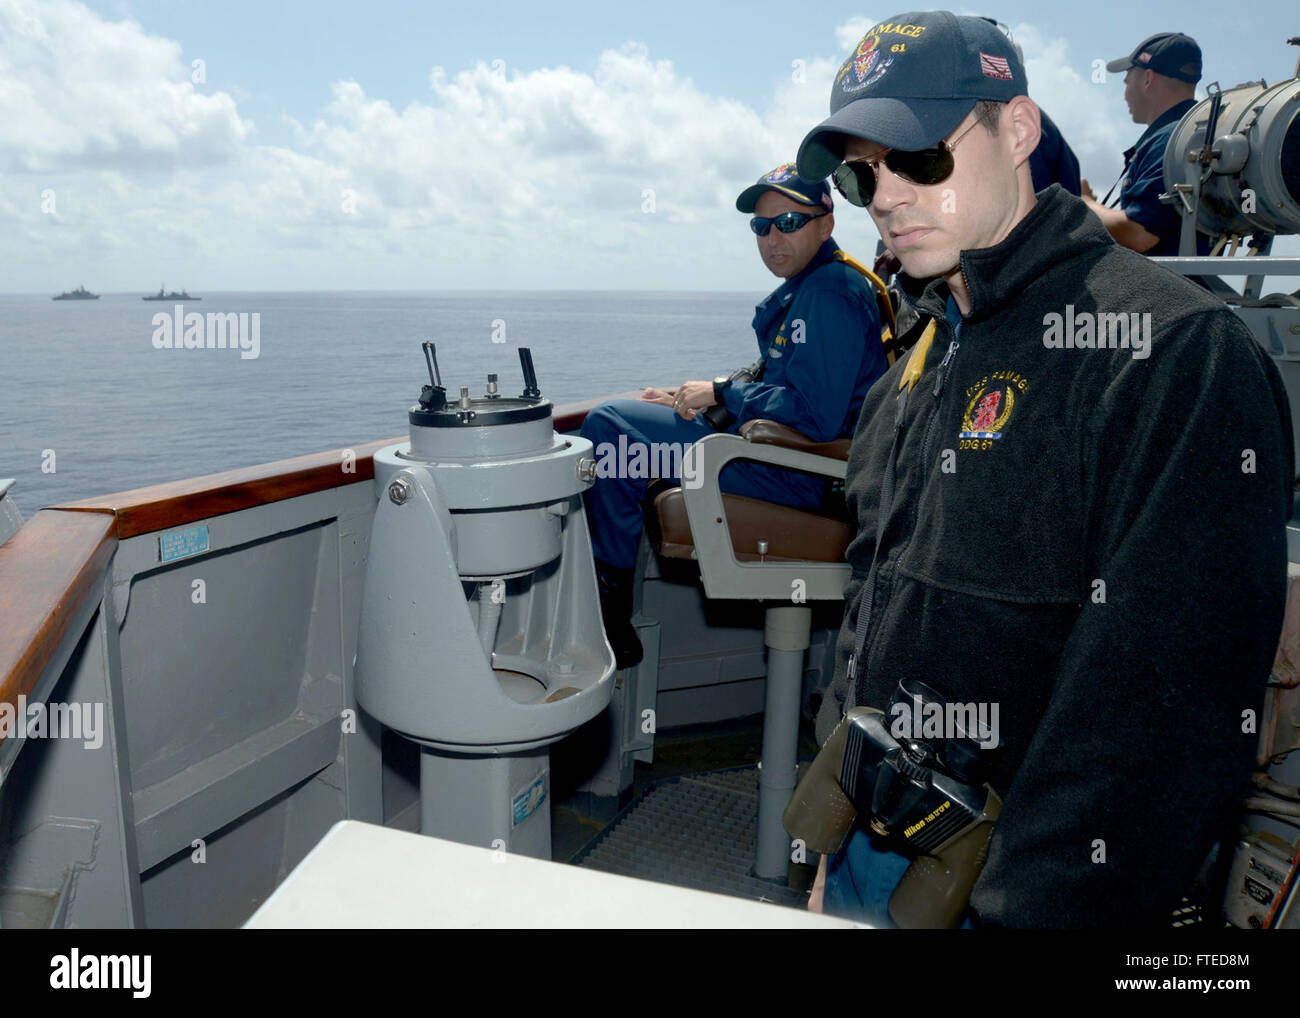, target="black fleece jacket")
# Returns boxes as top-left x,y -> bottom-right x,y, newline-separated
817,185 -> 1294,927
